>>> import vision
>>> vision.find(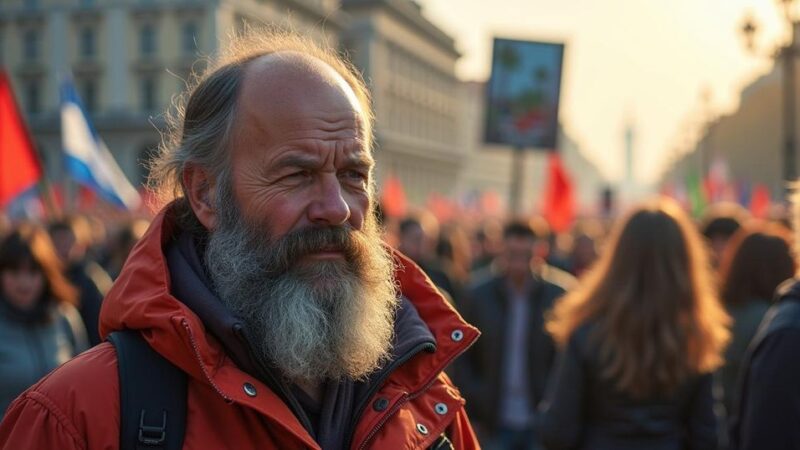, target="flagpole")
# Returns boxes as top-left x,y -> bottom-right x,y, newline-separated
509,144 -> 525,216
21,123 -> 59,220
